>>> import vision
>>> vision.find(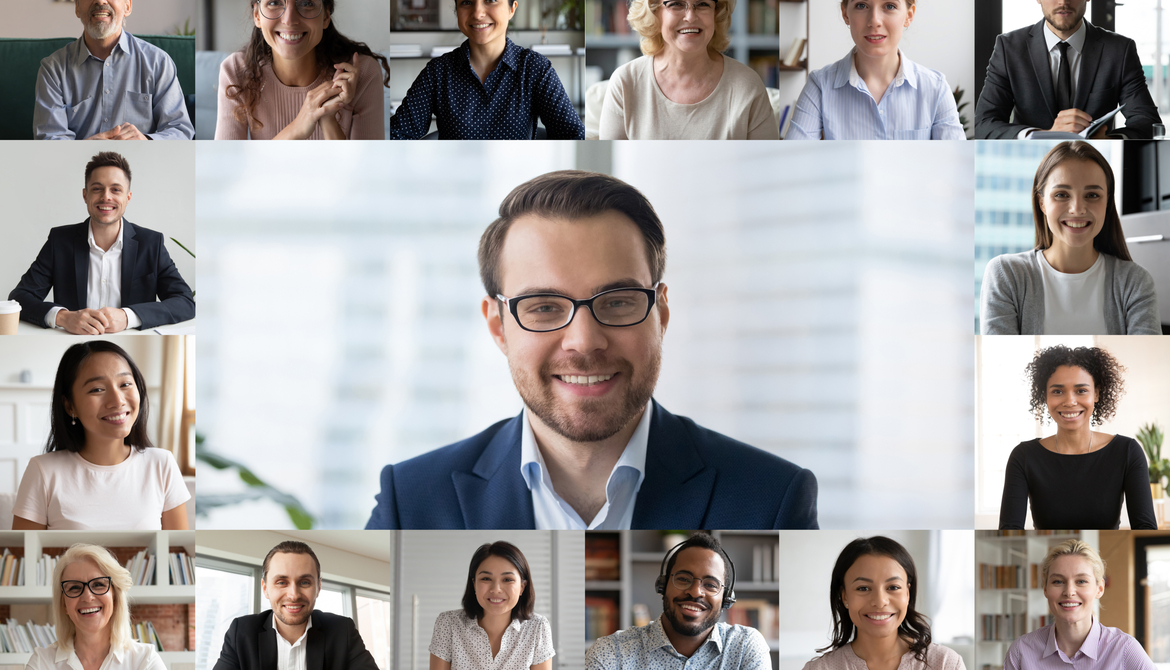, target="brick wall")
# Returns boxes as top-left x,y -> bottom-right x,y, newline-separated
130,604 -> 190,652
